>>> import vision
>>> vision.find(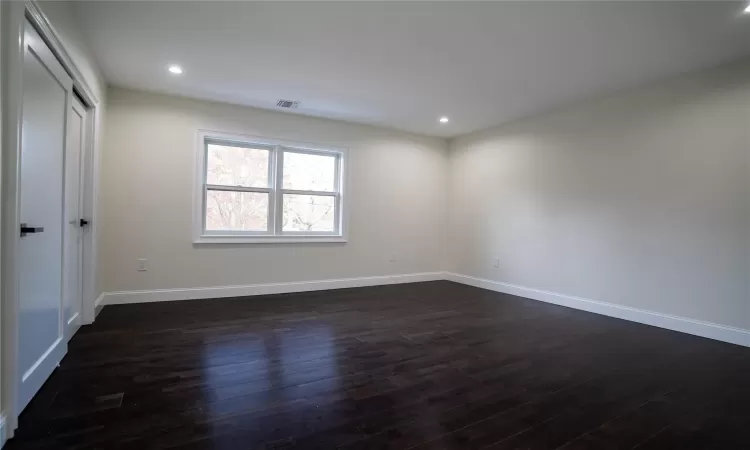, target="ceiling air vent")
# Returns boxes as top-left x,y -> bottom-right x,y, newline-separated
276,99 -> 299,109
